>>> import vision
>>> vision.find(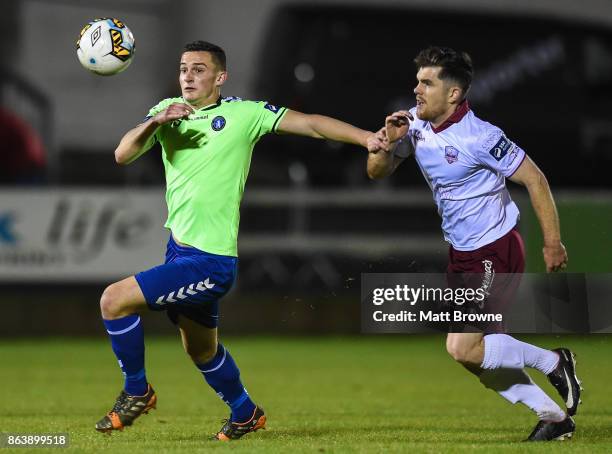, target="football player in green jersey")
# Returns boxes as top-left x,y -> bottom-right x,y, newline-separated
96,40 -> 381,440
